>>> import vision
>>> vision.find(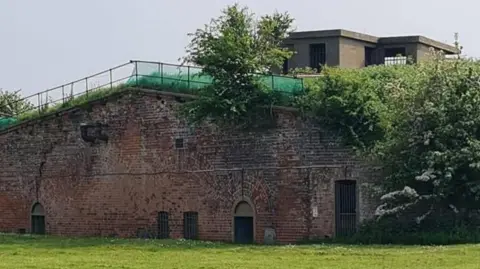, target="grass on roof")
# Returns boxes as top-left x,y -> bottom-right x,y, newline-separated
0,72 -> 304,130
